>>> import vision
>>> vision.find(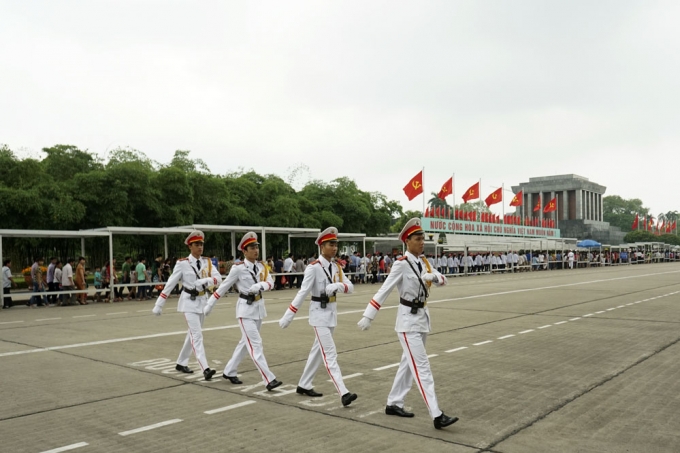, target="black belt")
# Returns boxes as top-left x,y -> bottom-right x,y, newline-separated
311,295 -> 337,303
183,287 -> 206,300
311,294 -> 336,309
400,297 -> 426,314
239,293 -> 262,303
